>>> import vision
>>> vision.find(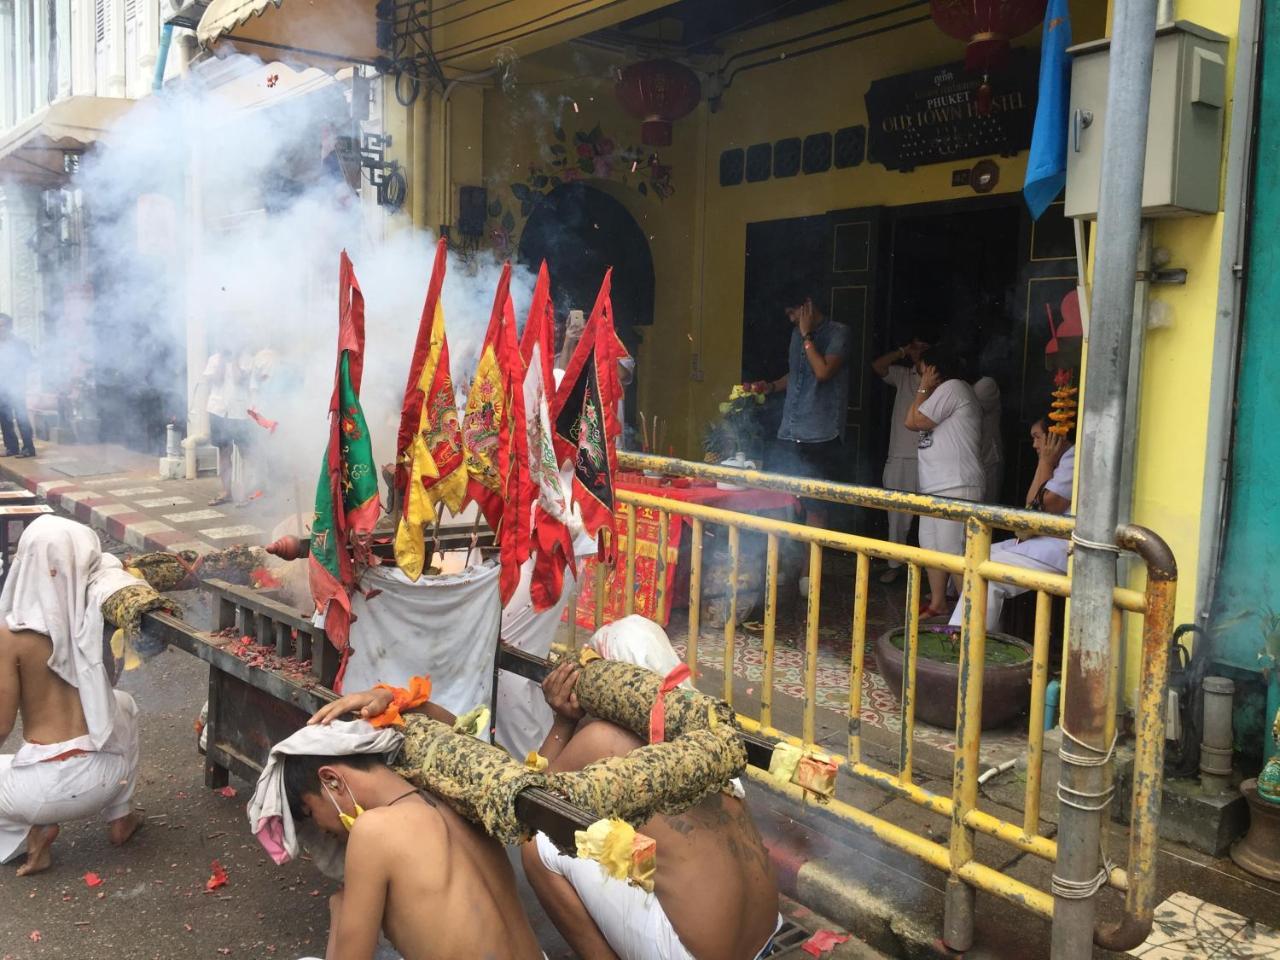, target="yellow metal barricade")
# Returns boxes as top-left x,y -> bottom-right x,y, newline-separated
612,452 -> 1175,952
